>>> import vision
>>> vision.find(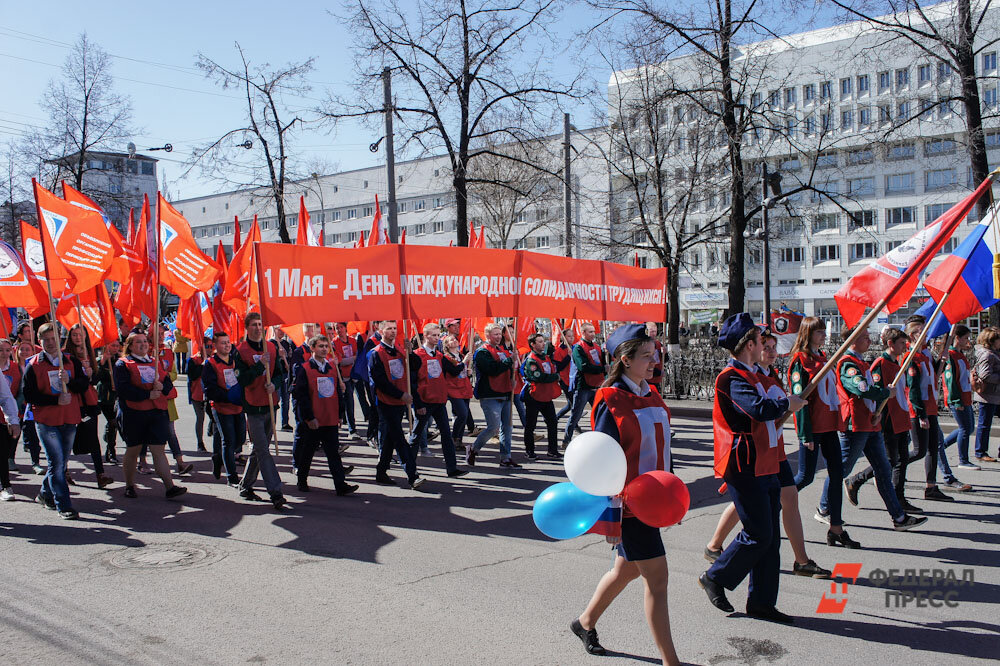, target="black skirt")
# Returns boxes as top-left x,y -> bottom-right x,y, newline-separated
617,516 -> 665,562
